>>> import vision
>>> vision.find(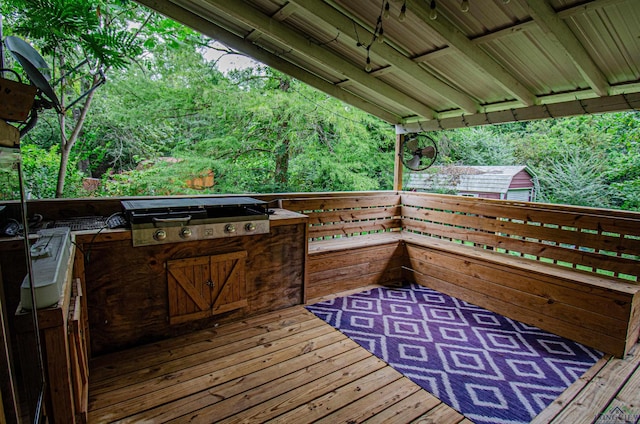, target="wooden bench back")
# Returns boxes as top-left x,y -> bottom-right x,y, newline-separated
402,193 -> 640,282
280,194 -> 402,240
